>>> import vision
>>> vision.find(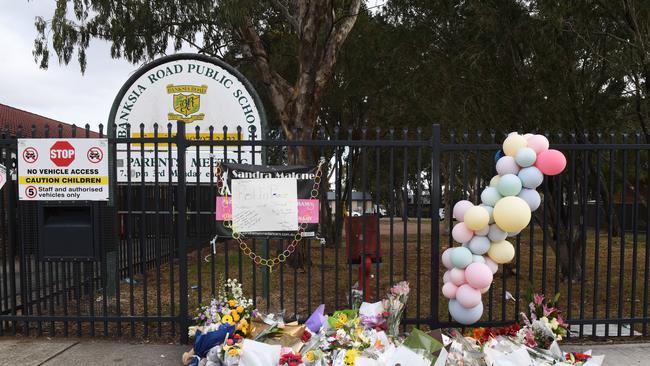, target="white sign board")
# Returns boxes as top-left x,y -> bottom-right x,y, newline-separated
231,178 -> 298,232
109,54 -> 266,183
18,139 -> 109,201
